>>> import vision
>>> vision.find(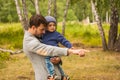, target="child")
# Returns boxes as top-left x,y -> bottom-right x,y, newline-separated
42,16 -> 72,80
